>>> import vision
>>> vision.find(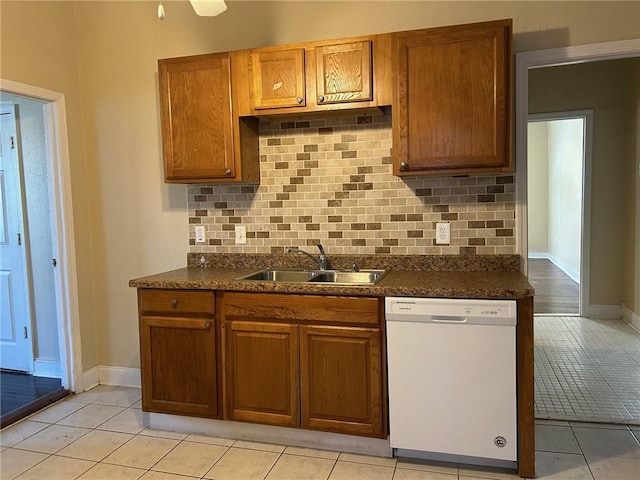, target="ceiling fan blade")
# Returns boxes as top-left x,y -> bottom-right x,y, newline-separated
189,0 -> 227,16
